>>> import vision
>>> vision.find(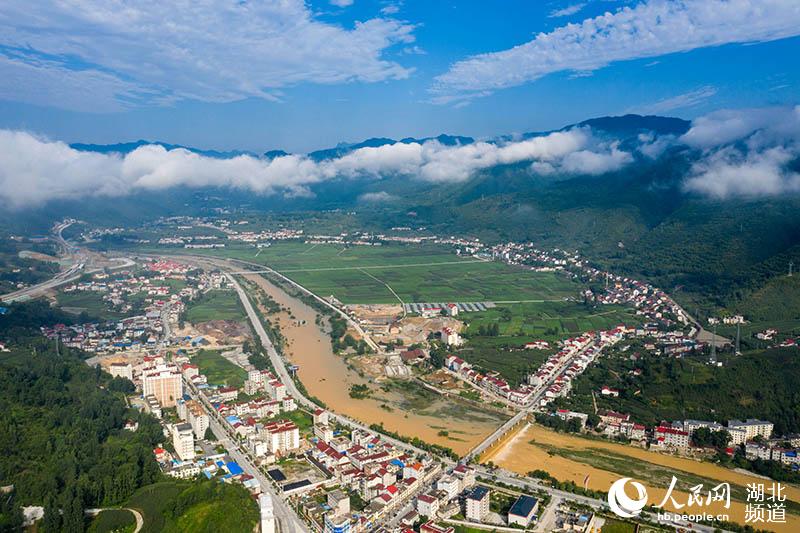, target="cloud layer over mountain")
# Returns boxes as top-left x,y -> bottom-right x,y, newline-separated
1,106 -> 799,208
682,106 -> 800,198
